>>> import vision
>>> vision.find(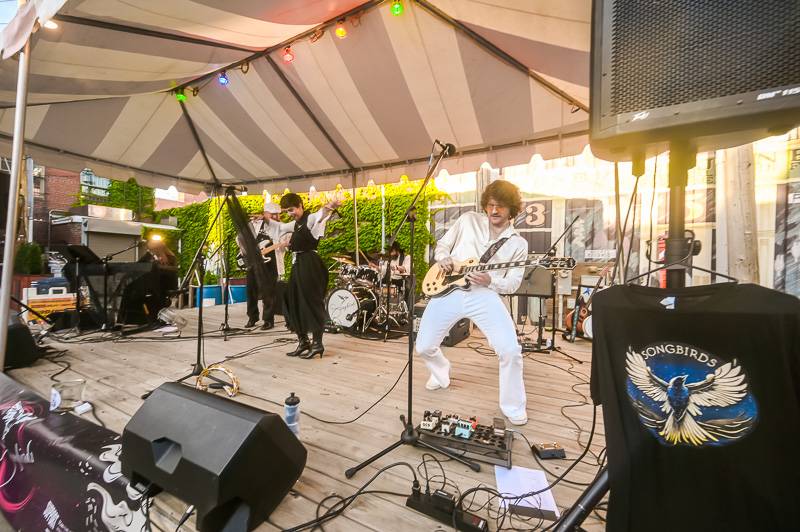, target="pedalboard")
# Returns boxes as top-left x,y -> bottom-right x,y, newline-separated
406,486 -> 489,532
417,410 -> 513,469
533,441 -> 566,459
